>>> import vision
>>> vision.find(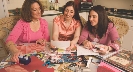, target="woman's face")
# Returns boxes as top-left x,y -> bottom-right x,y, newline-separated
89,10 -> 98,27
64,6 -> 75,20
31,2 -> 41,20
